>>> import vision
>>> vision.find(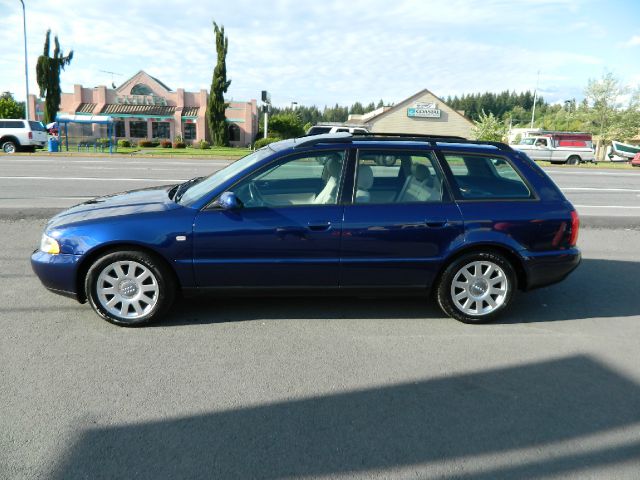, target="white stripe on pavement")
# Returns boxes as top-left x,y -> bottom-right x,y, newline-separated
574,205 -> 640,209
546,169 -> 640,176
563,187 -> 640,192
0,176 -> 186,182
